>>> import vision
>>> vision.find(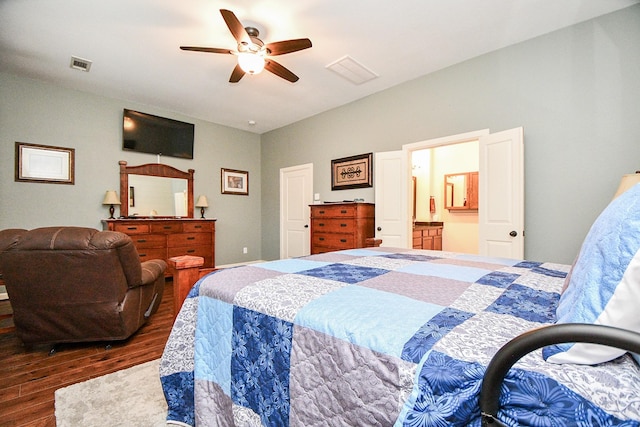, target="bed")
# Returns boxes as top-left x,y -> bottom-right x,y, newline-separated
160,185 -> 640,426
